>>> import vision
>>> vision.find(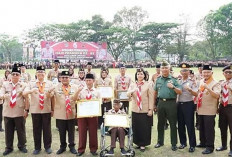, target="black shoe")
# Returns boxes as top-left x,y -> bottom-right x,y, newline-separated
107,148 -> 114,155
196,144 -> 206,148
202,148 -> 213,154
172,146 -> 178,151
216,146 -> 227,151
154,143 -> 164,148
90,151 -> 98,156
70,147 -> 77,154
0,128 -> 4,132
189,147 -> 195,153
33,149 -> 41,155
229,151 -> 232,156
121,148 -> 127,154
45,148 -> 52,154
179,144 -> 187,149
3,149 -> 13,156
76,152 -> 84,156
164,123 -> 169,130
140,147 -> 145,152
56,148 -> 66,154
19,147 -> 28,153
